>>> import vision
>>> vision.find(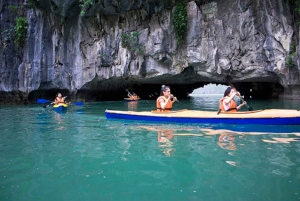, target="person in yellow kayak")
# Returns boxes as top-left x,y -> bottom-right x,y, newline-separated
54,93 -> 67,104
127,91 -> 139,100
219,87 -> 246,112
156,85 -> 177,112
132,93 -> 139,100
